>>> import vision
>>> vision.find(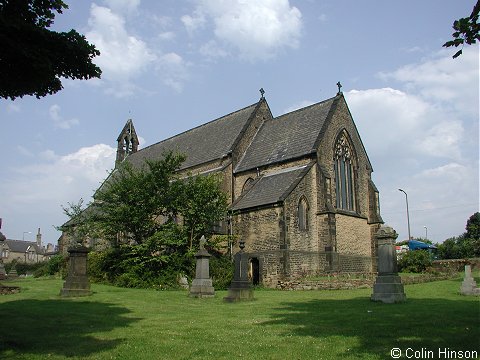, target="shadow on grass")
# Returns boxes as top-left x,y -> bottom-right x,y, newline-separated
260,296 -> 480,359
0,299 -> 140,358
